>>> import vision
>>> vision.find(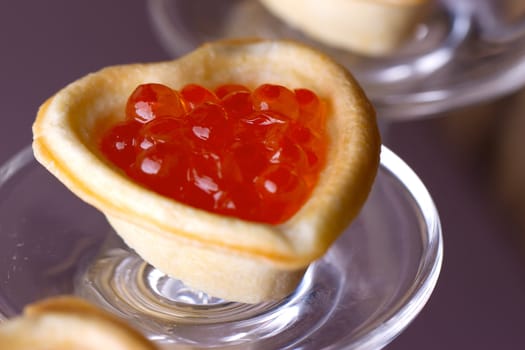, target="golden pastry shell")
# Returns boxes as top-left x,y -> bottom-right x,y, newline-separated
0,296 -> 157,350
260,0 -> 431,55
32,39 -> 380,302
